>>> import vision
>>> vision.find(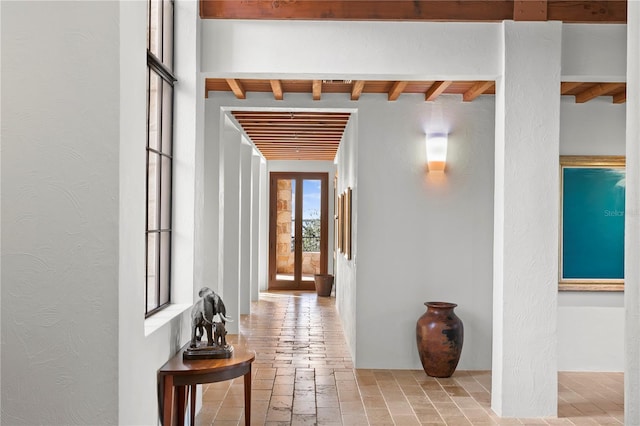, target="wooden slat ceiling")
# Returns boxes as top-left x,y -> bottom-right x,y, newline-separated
232,111 -> 350,161
215,79 -> 626,160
